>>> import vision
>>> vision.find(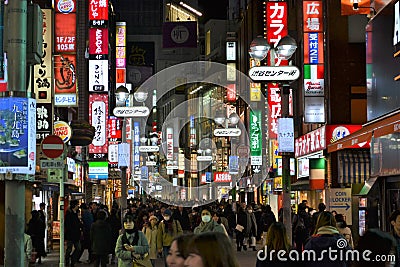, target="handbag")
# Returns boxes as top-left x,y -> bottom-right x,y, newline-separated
132,252 -> 152,267
235,224 -> 244,232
